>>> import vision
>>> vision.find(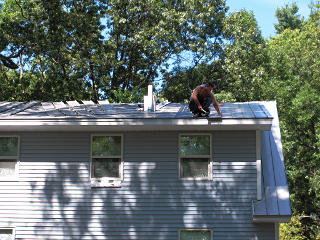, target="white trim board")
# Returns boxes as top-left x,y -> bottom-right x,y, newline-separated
253,215 -> 292,223
256,130 -> 262,200
0,118 -> 272,132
